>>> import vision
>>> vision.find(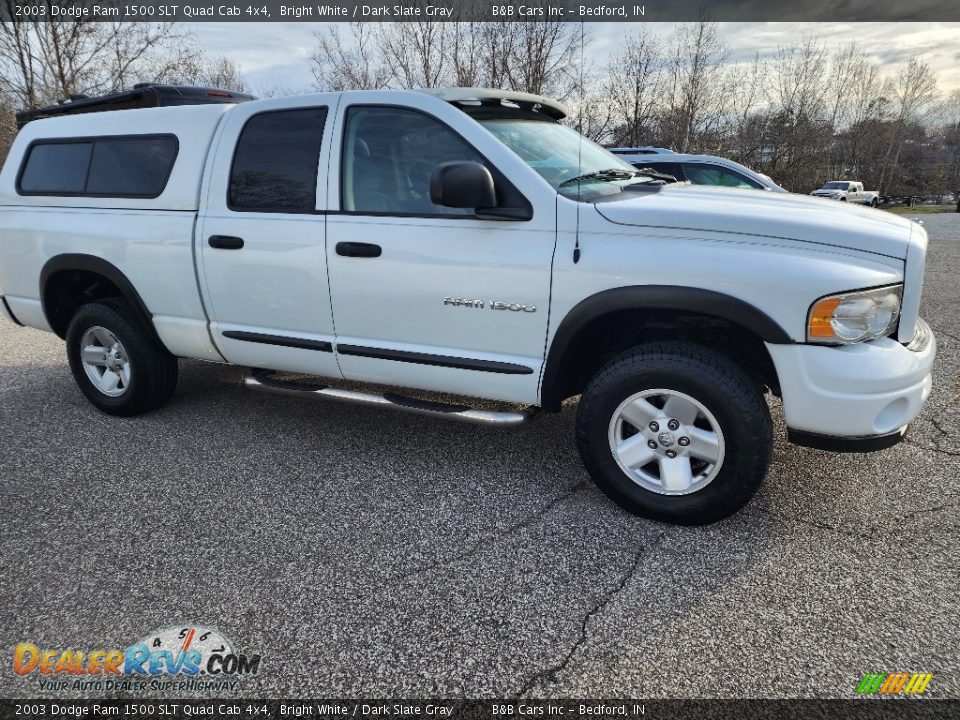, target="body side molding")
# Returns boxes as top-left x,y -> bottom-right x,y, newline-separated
539,285 -> 794,411
336,344 -> 534,375
0,296 -> 23,326
223,330 -> 333,352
